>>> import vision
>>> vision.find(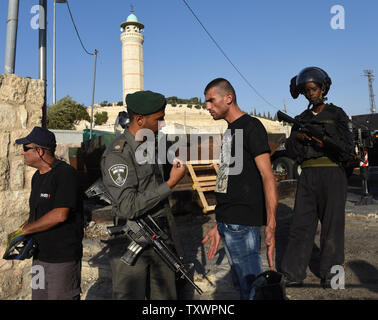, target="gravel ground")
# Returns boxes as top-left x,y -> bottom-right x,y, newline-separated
82,169 -> 378,300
